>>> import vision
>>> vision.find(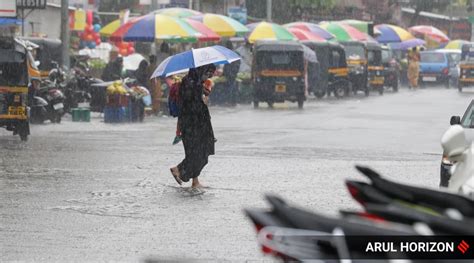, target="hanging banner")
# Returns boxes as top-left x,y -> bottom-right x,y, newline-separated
72,9 -> 86,31
0,0 -> 17,18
